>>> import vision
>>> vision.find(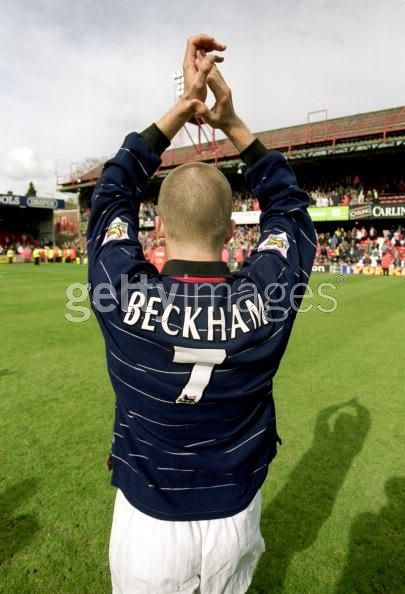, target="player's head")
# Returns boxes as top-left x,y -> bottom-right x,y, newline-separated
156,162 -> 234,256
